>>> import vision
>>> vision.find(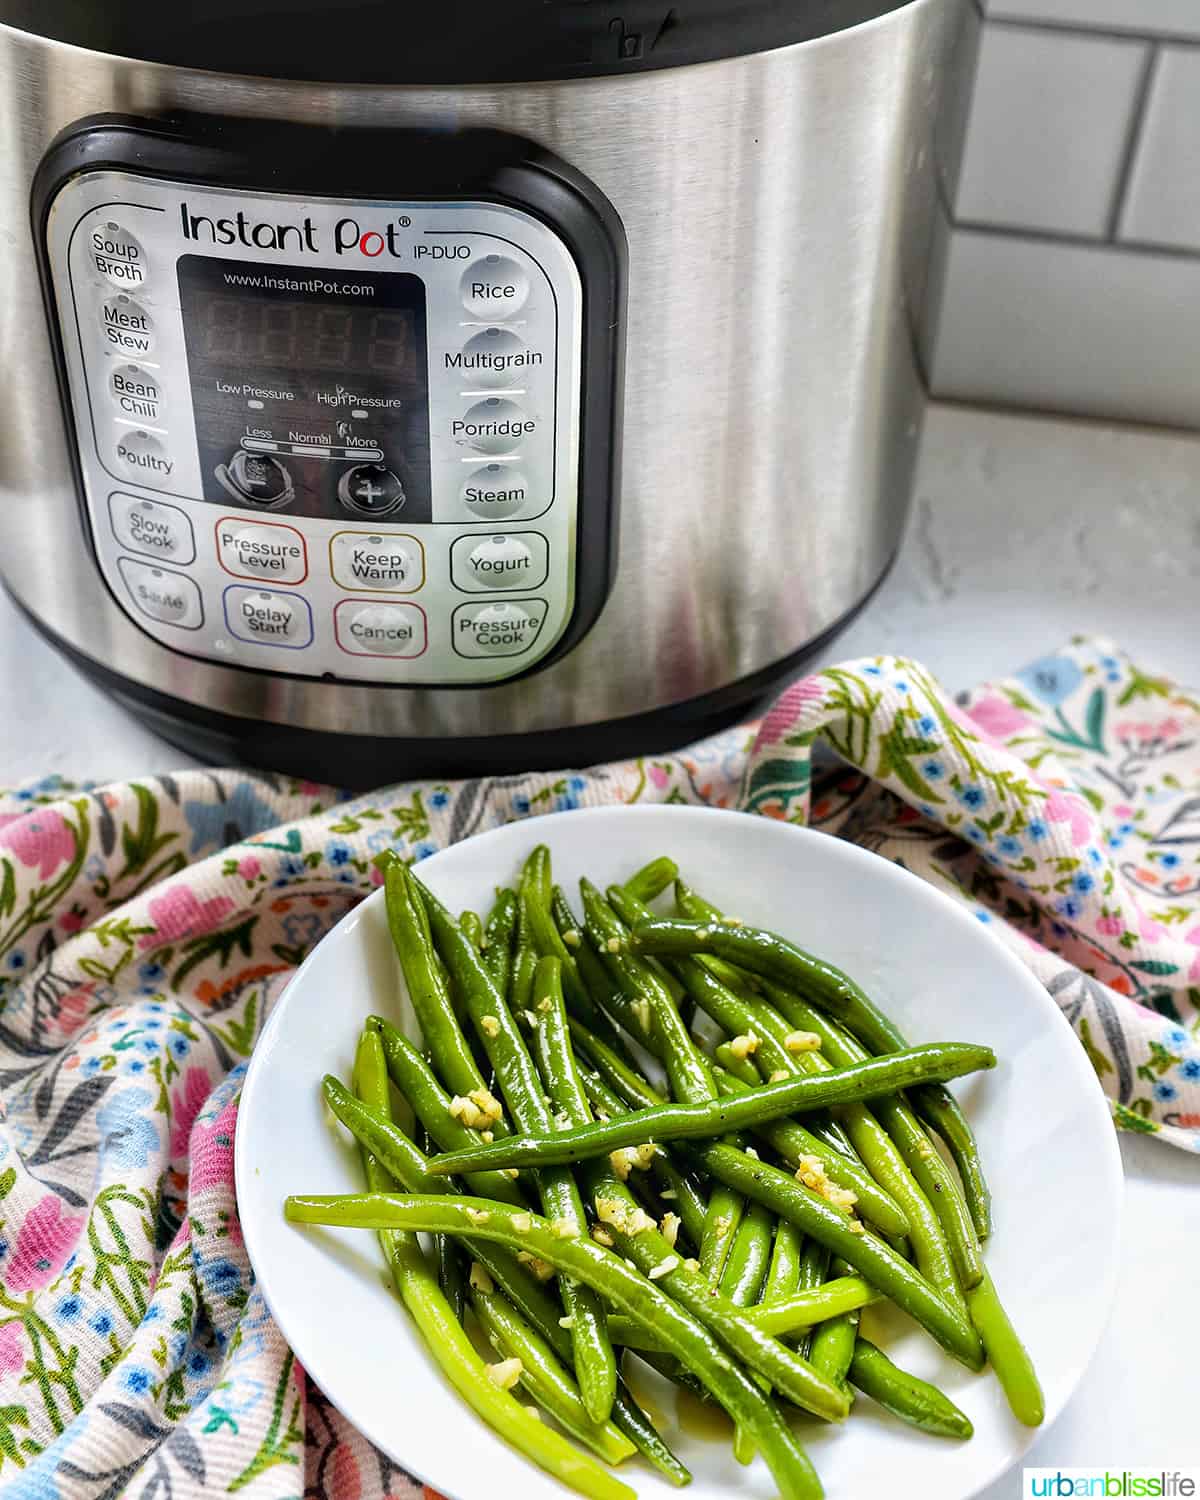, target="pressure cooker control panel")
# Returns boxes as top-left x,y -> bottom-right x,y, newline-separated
40,157 -> 611,686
